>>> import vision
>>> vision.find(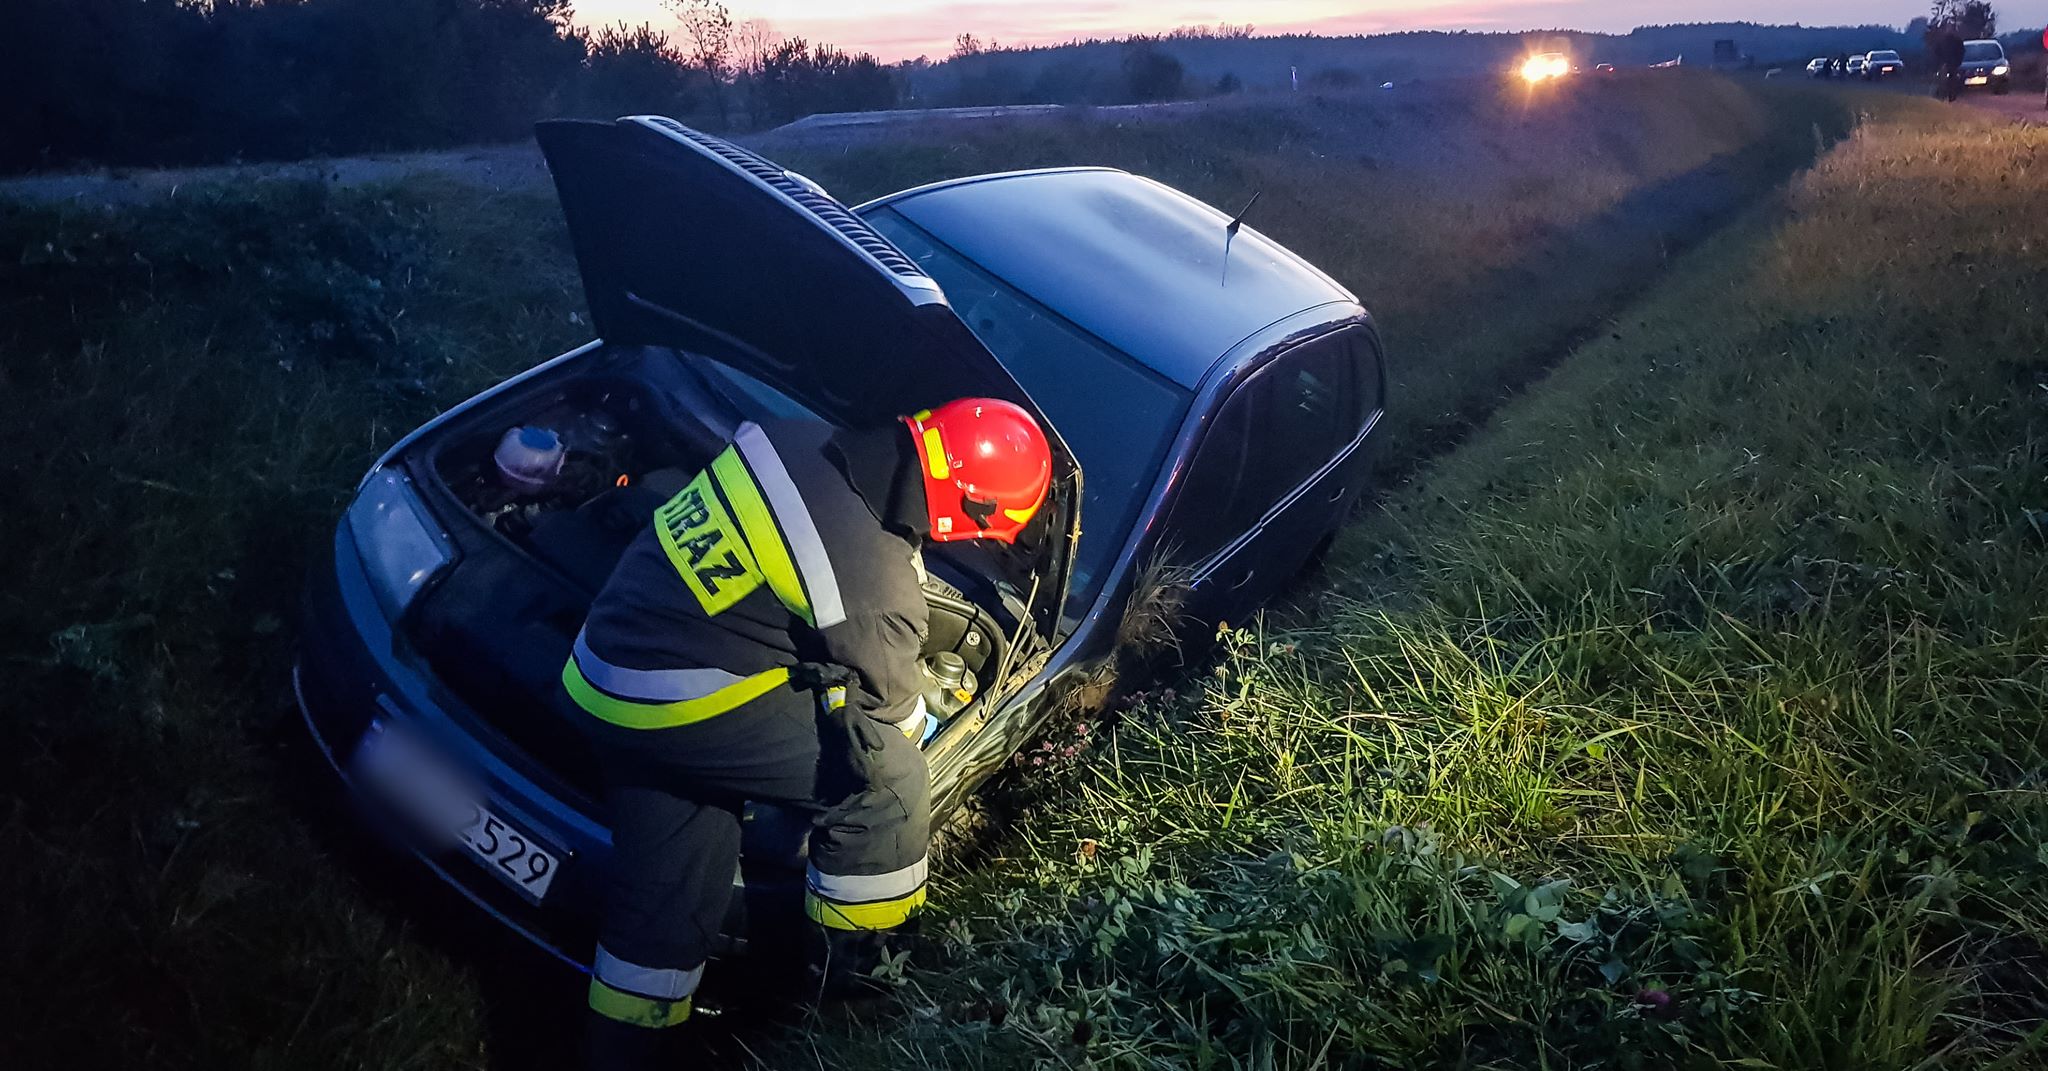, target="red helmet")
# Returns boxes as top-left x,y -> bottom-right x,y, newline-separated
902,398 -> 1052,544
